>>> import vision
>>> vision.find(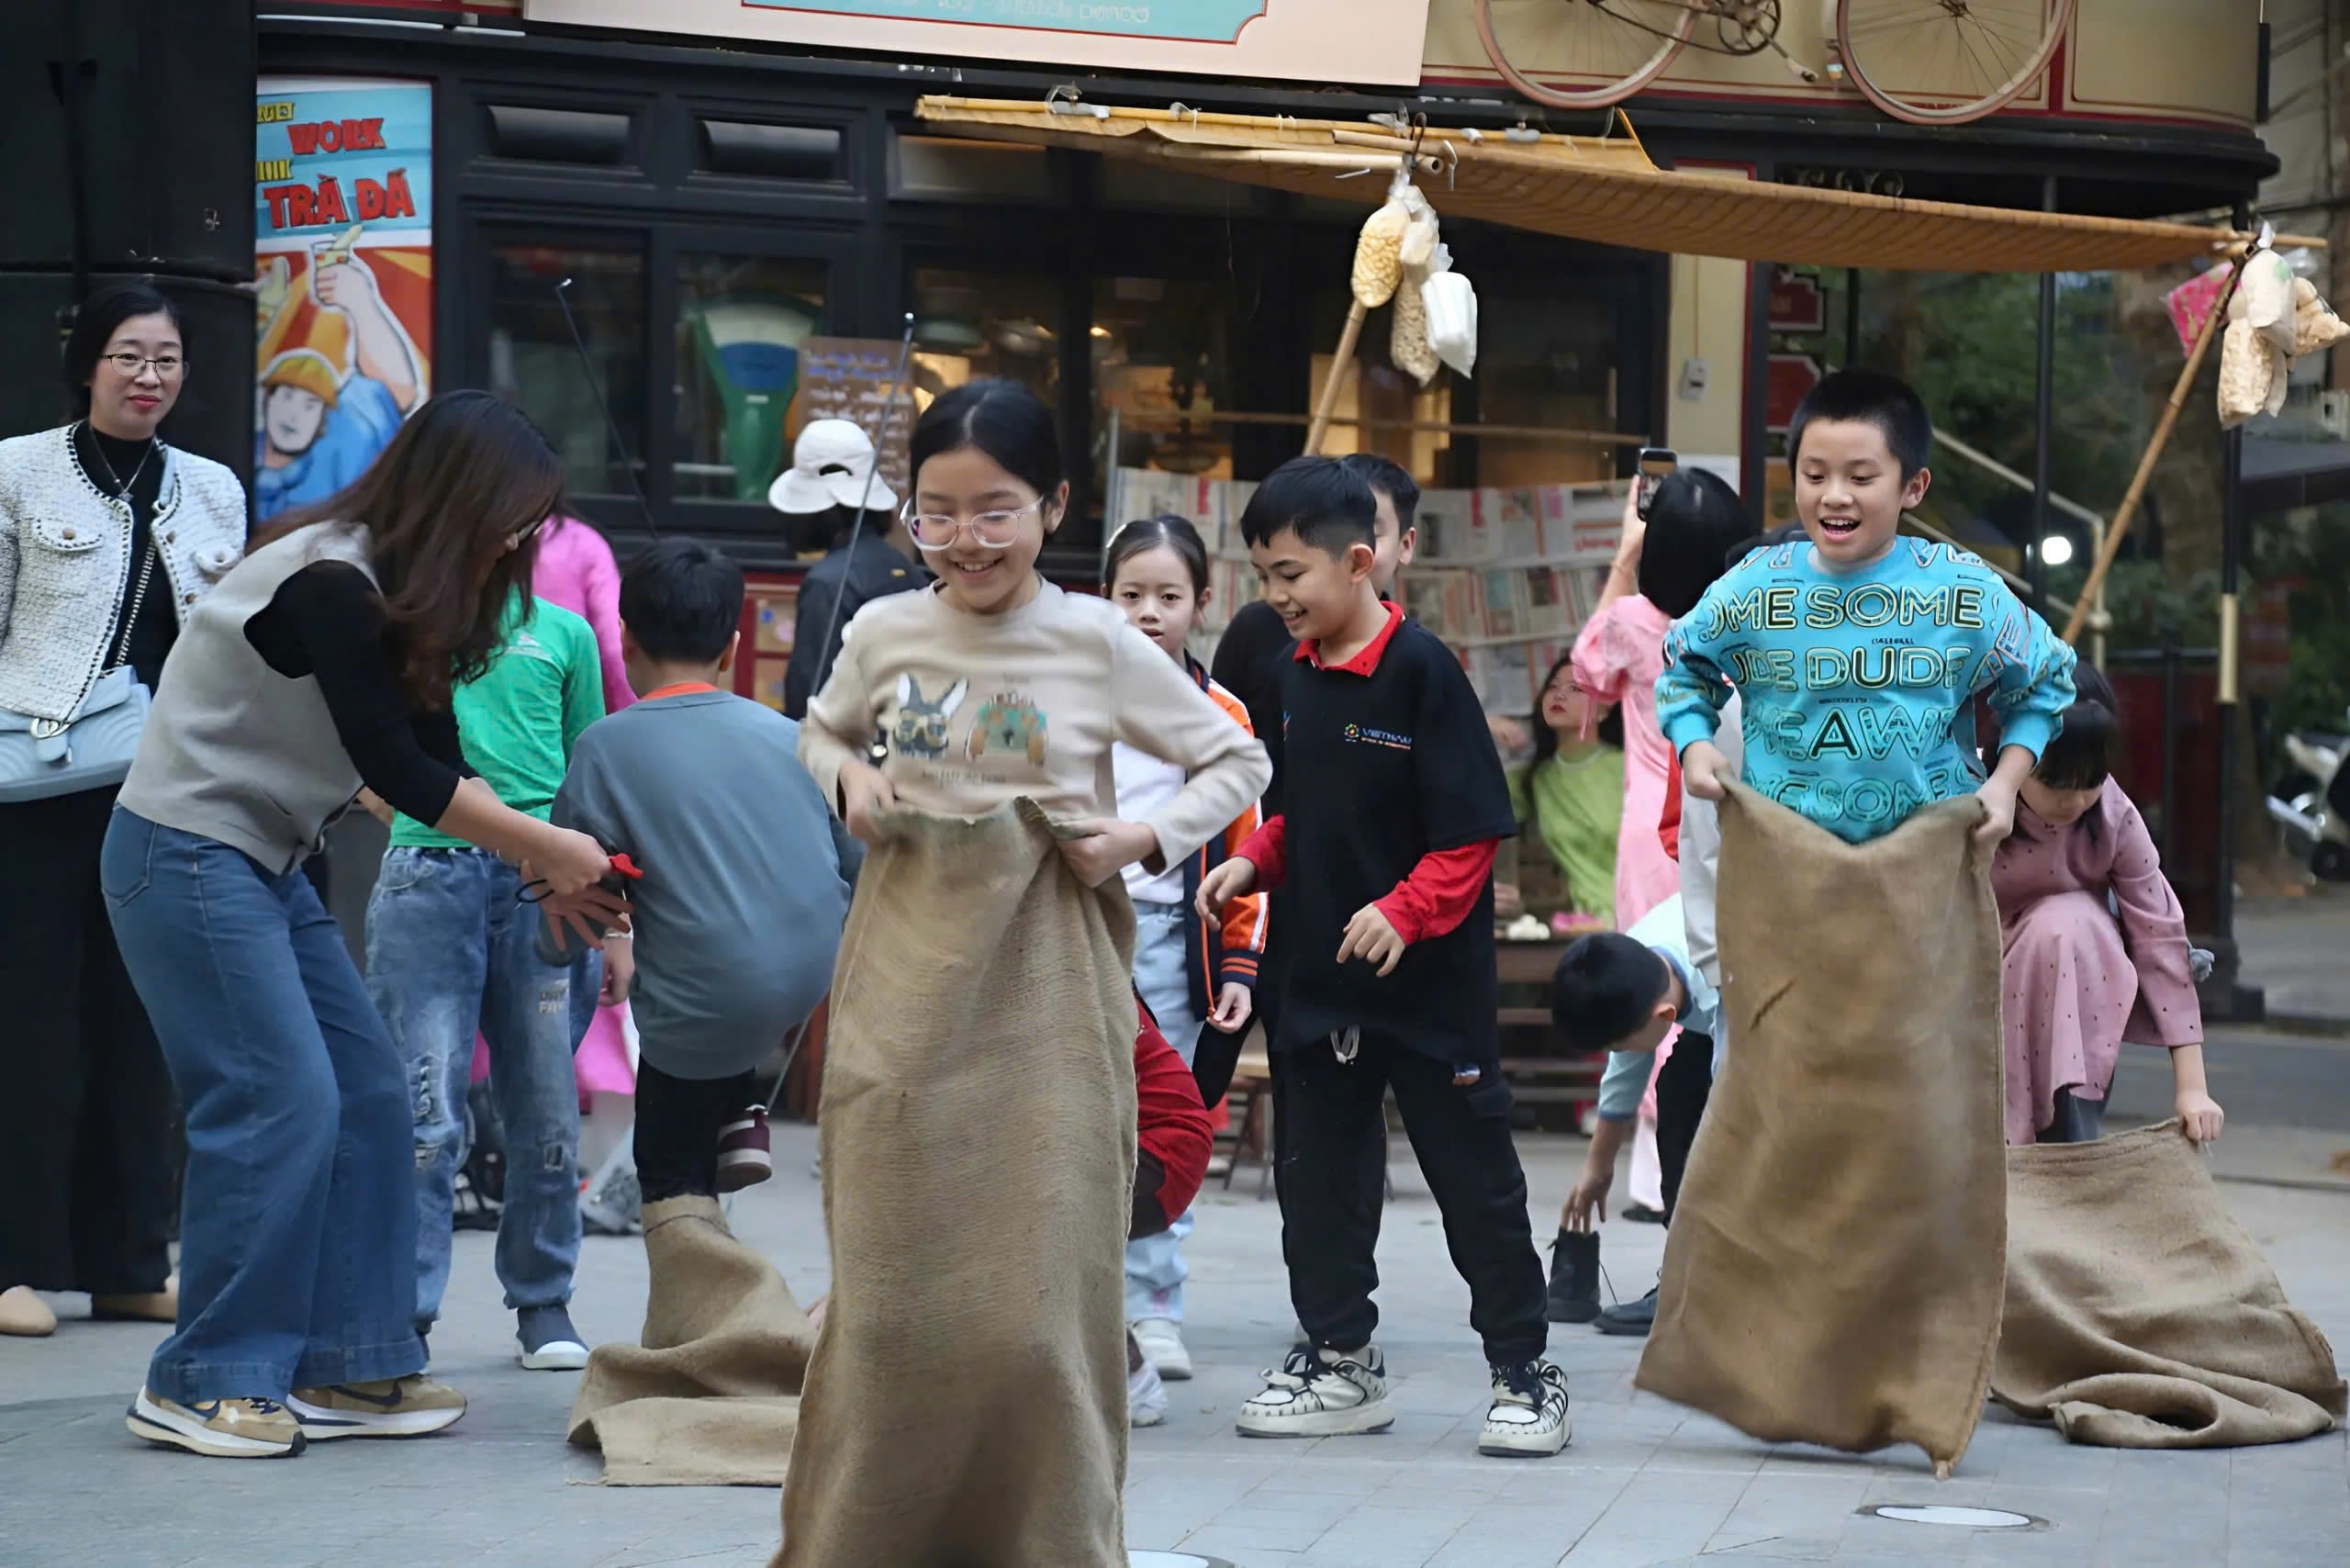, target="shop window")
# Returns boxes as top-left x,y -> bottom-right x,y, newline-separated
1095,274 -> 1237,501
486,241 -> 647,498
486,105 -> 632,166
910,268 -> 1063,417
1468,292 -> 1620,487
1303,284 -> 1453,487
890,134 -> 1056,204
698,120 -> 844,184
674,254 -> 830,505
